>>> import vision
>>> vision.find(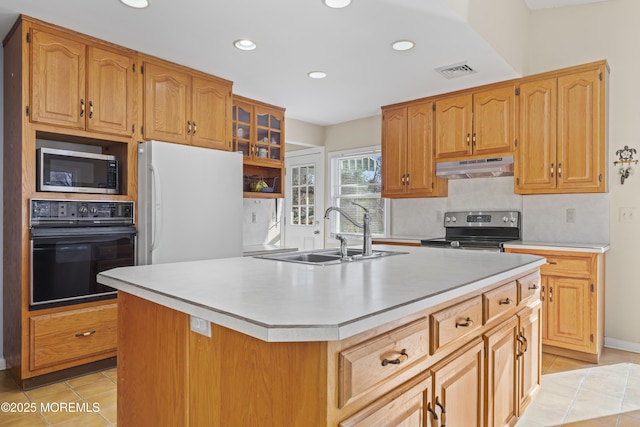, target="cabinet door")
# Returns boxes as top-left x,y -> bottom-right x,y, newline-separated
557,69 -> 604,191
518,302 -> 541,415
516,78 -> 557,193
86,46 -> 134,136
232,99 -> 253,158
381,107 -> 408,197
435,94 -> 473,159
339,372 -> 433,427
407,102 -> 436,196
254,106 -> 284,163
143,61 -> 191,144
485,317 -> 519,427
473,86 -> 515,156
30,29 -> 86,129
545,276 -> 592,351
191,76 -> 231,151
432,339 -> 484,427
